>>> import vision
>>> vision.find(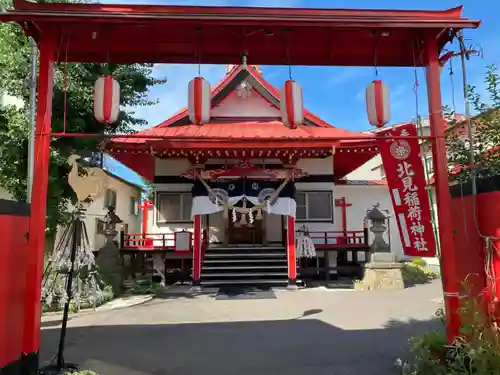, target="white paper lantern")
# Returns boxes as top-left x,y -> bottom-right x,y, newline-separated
280,79 -> 303,129
188,77 -> 211,125
366,79 -> 390,128
93,75 -> 120,124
